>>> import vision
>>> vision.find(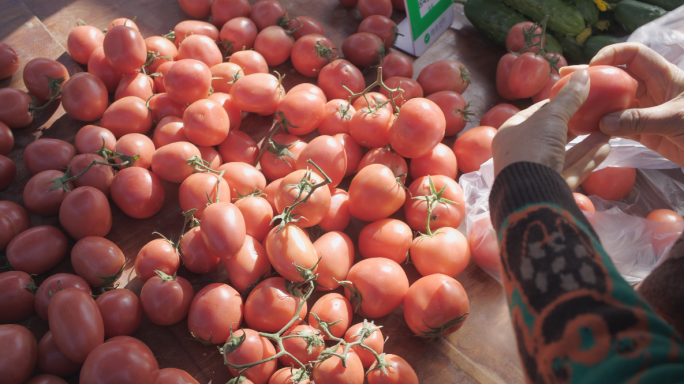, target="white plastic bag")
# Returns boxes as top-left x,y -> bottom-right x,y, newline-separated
459,138 -> 684,284
629,6 -> 684,70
